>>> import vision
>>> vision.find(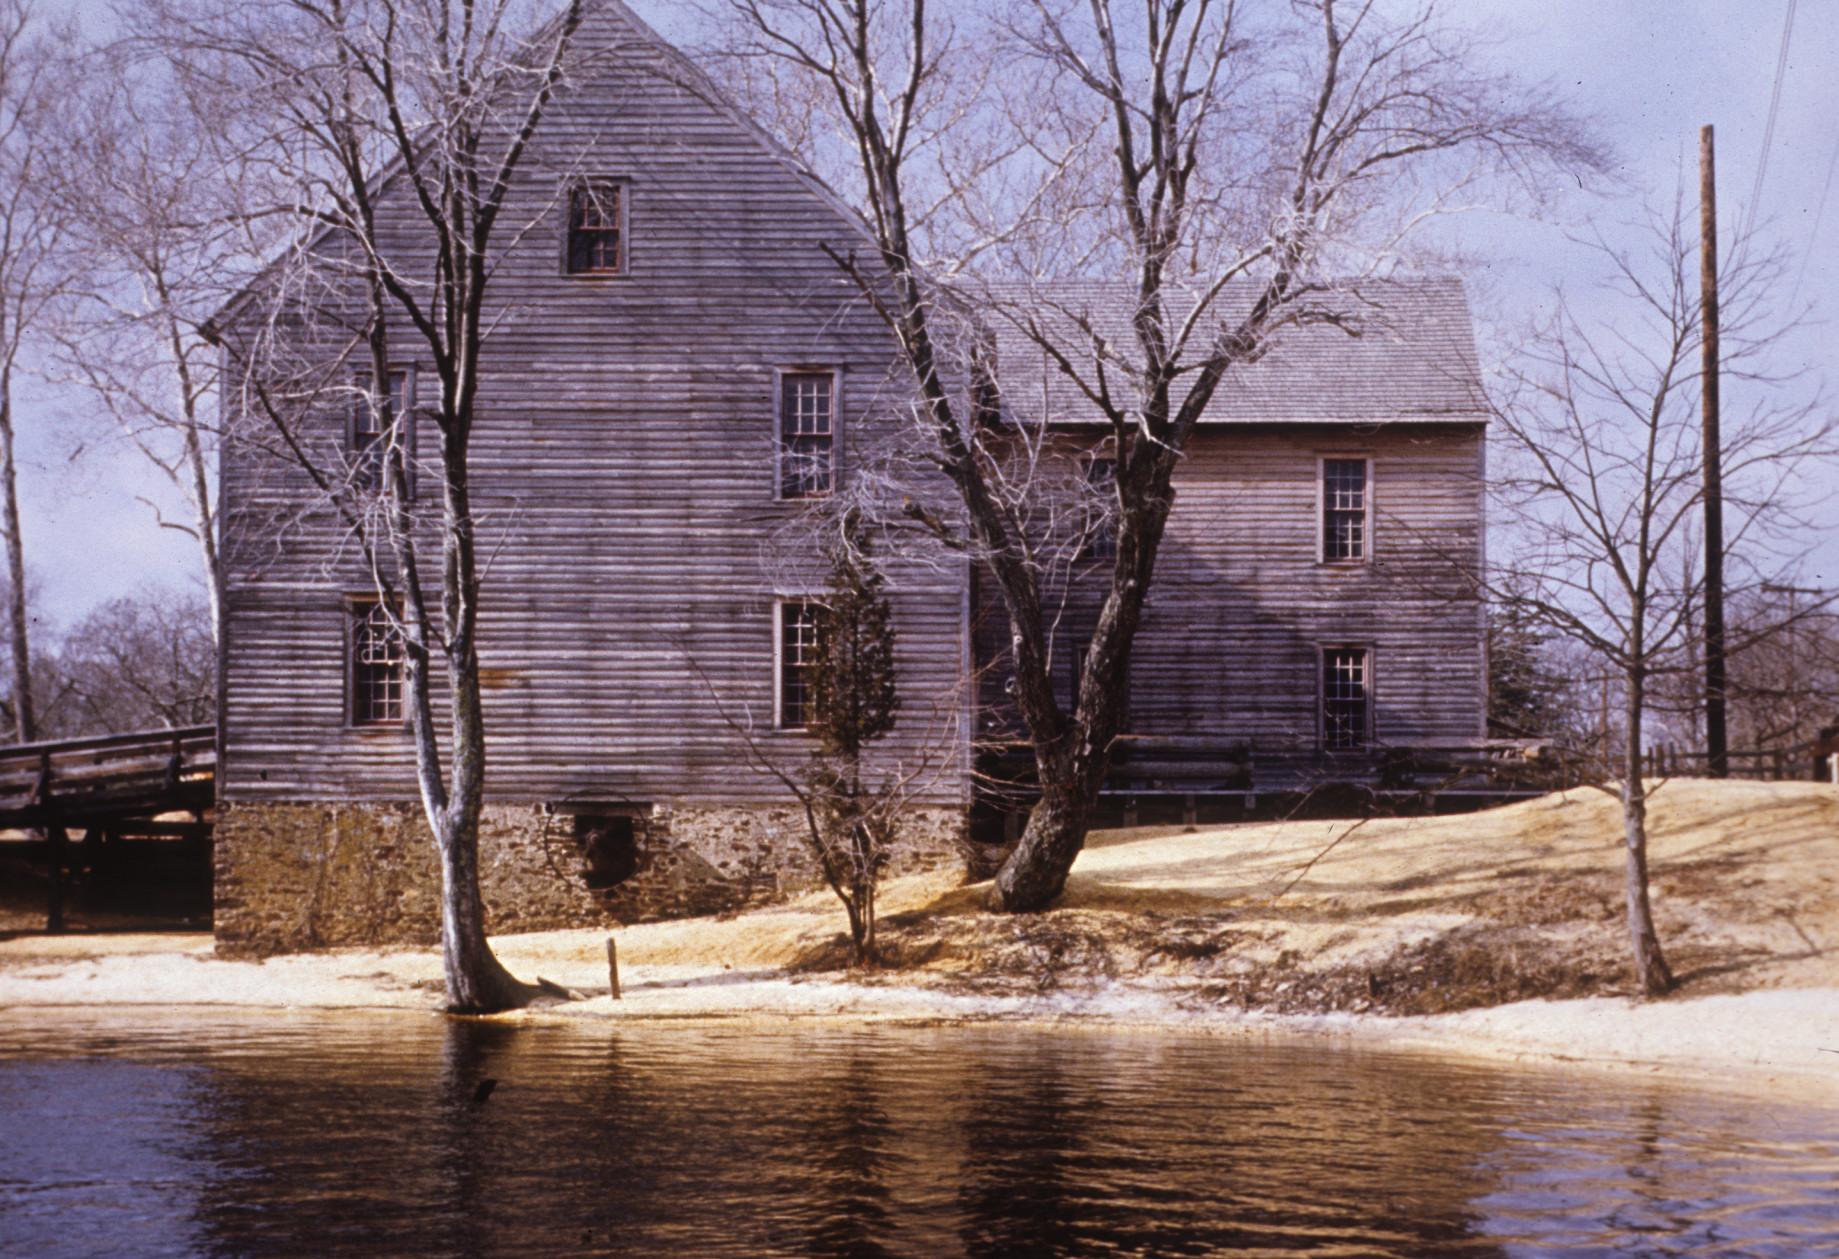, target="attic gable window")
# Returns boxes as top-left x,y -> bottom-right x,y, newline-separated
1322,457 -> 1369,562
778,370 -> 835,499
565,181 -> 623,276
352,368 -> 413,494
350,600 -> 406,726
